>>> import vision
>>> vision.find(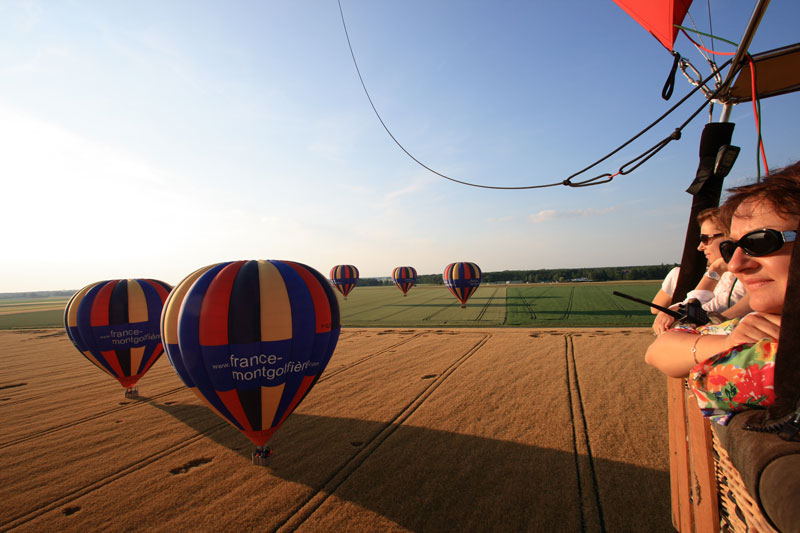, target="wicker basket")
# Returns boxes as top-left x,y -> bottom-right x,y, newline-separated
669,377 -> 781,532
711,426 -> 779,532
